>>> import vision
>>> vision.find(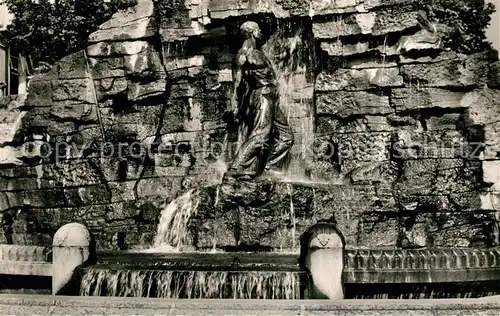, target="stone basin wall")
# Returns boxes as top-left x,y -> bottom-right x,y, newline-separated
0,0 -> 499,251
